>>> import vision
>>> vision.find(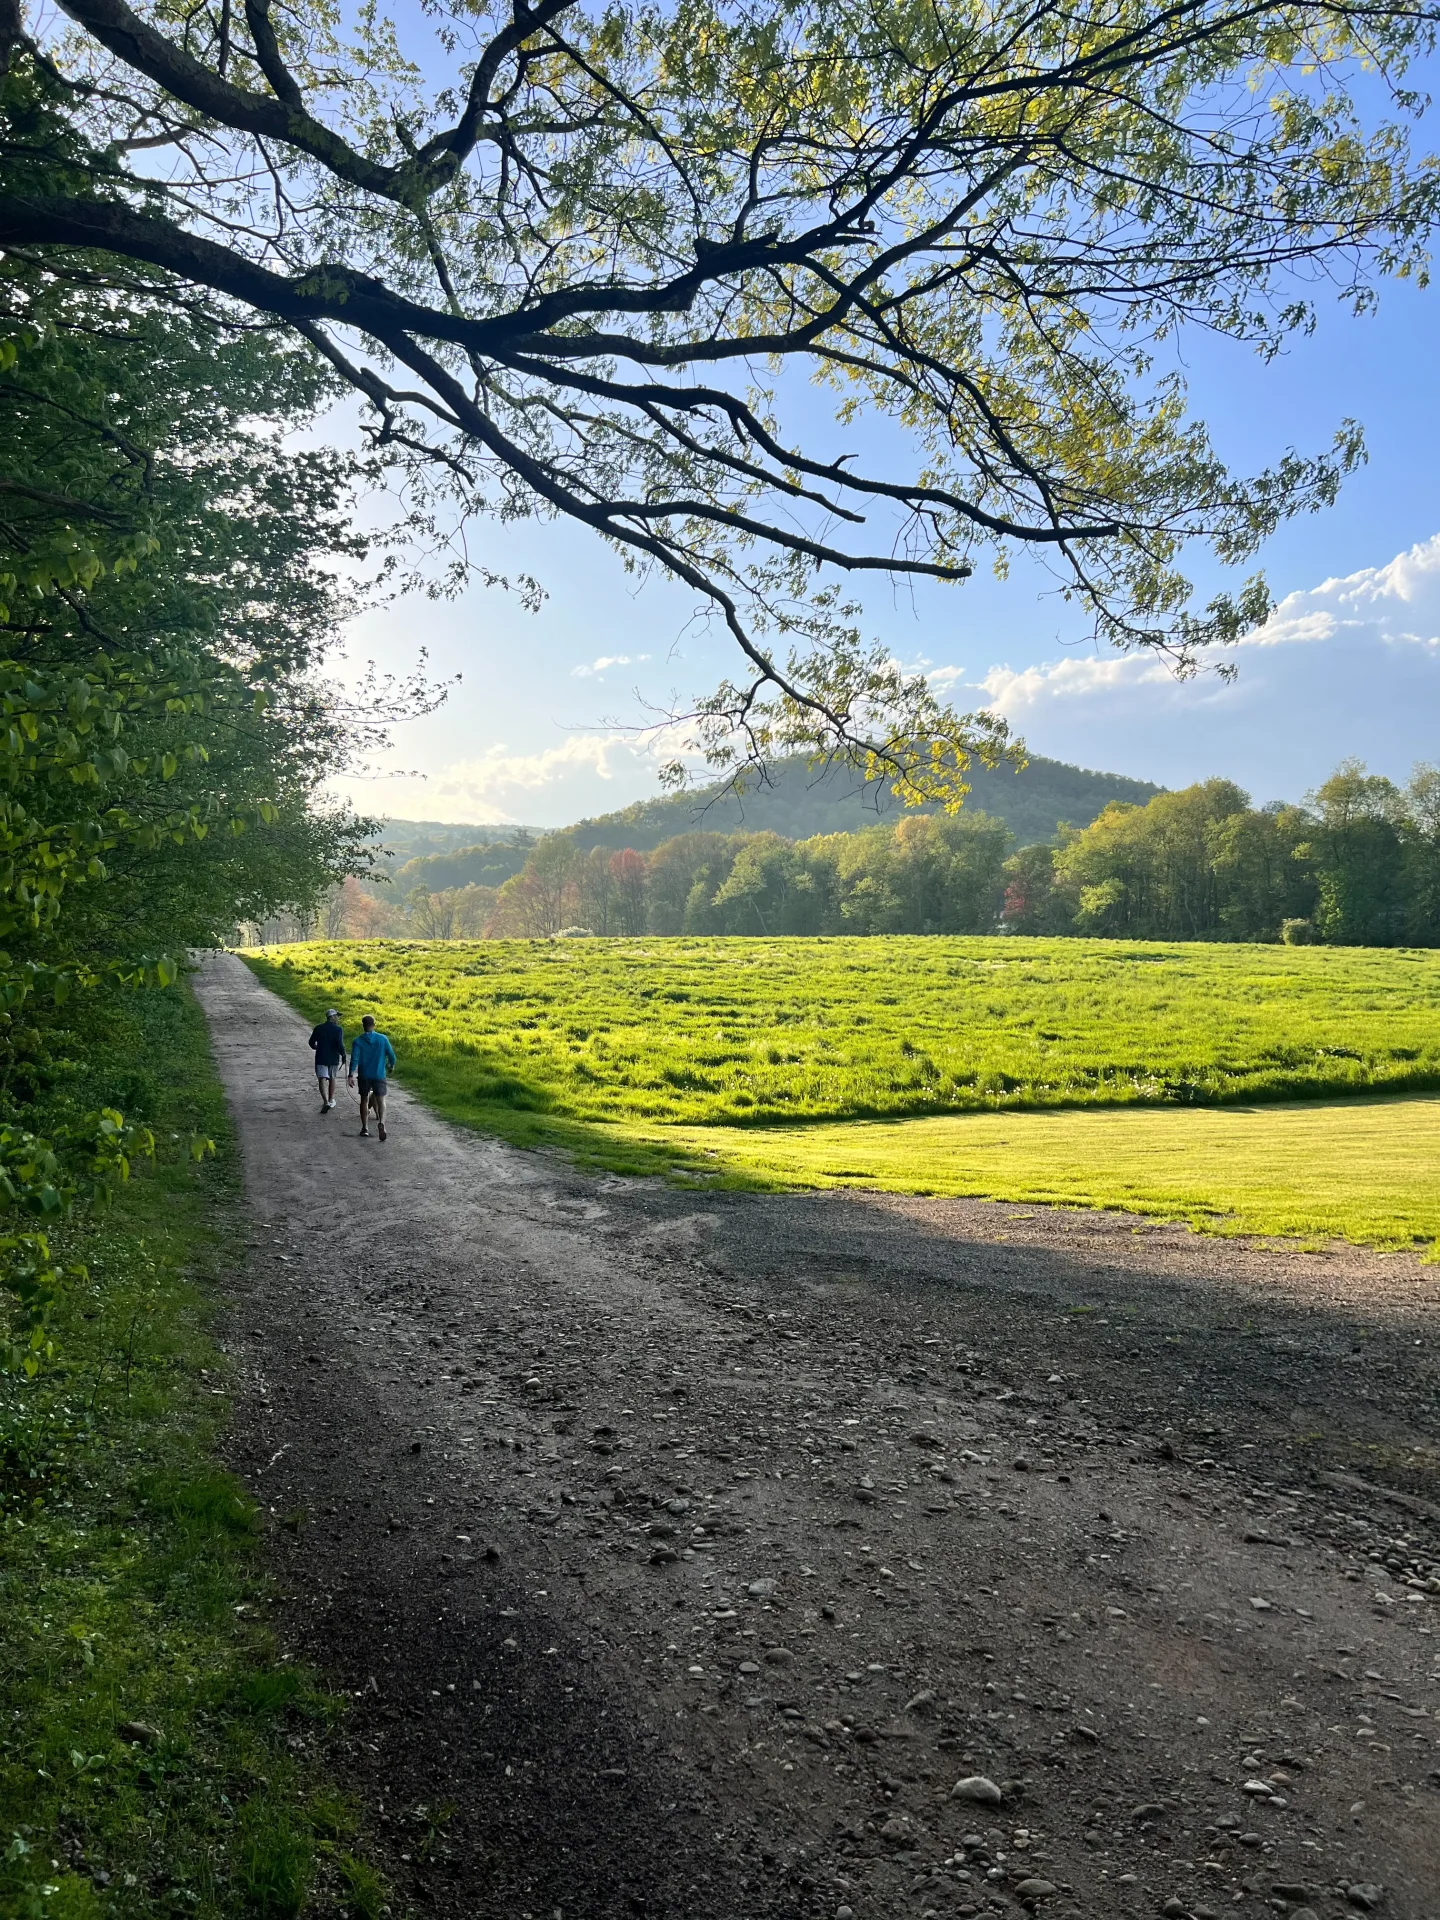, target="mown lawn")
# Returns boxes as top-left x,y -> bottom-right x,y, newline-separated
666,1095 -> 1440,1250
248,935 -> 1440,1253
